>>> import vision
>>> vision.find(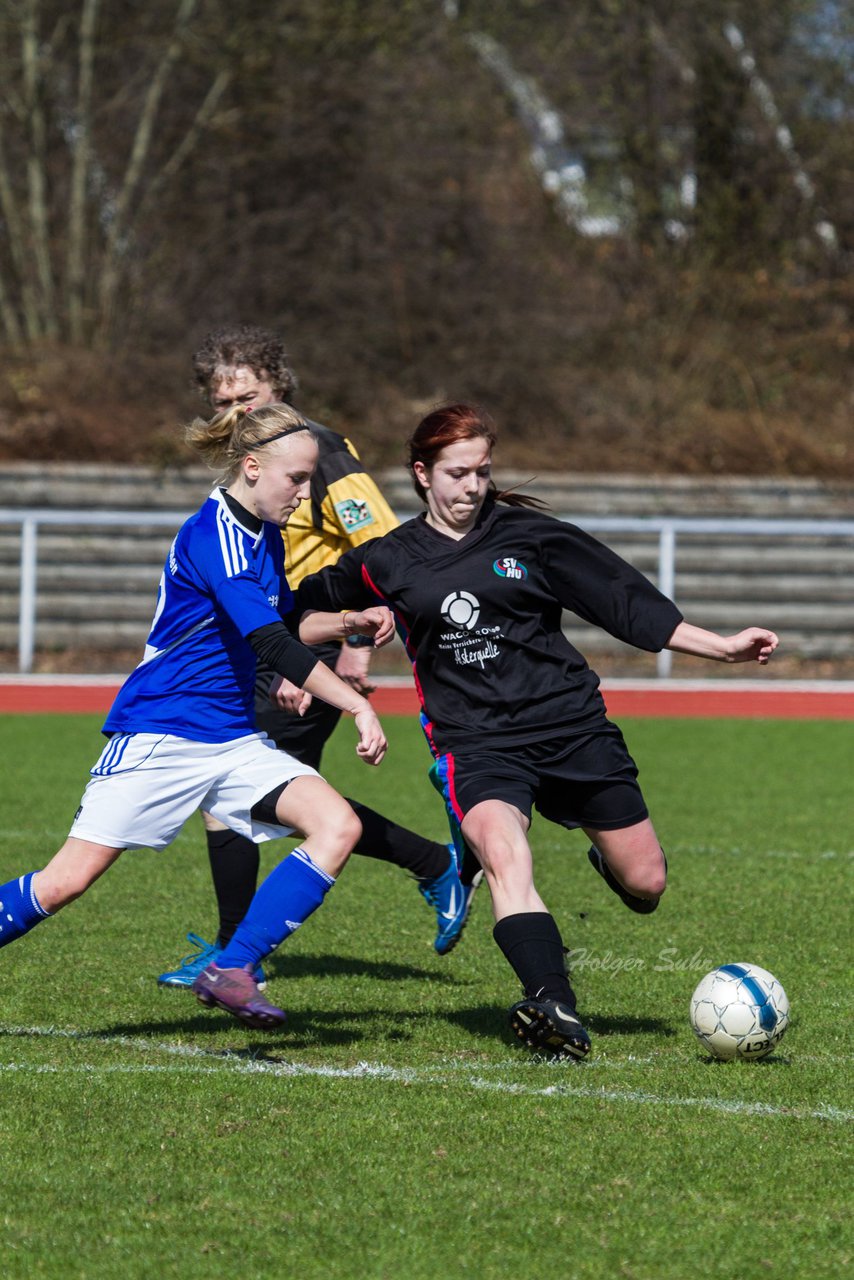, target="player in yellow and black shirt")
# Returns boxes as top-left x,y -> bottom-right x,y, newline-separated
156,328 -> 468,989
281,420 -> 400,586
263,416 -> 401,764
